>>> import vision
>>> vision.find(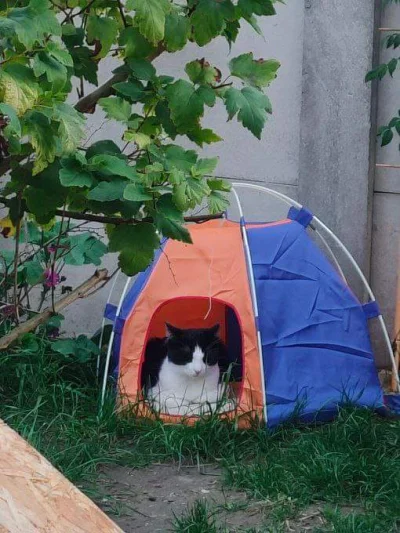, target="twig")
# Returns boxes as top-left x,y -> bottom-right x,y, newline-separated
0,269 -> 108,351
117,0 -> 128,27
12,194 -> 22,325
